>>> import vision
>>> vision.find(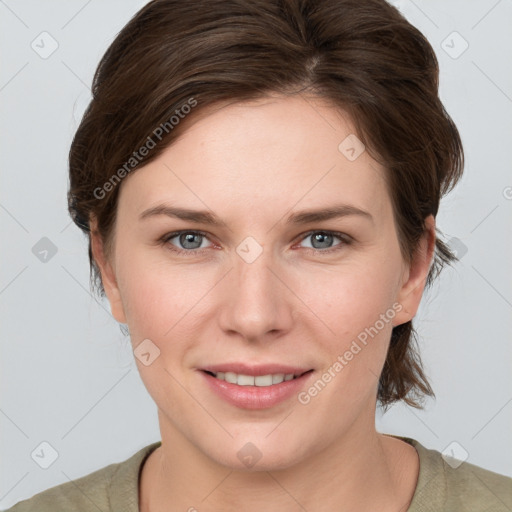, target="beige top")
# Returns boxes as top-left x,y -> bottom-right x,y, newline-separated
4,435 -> 512,511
